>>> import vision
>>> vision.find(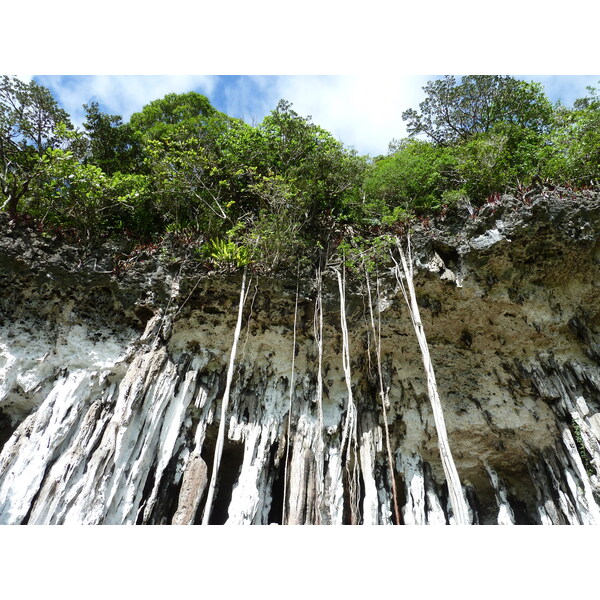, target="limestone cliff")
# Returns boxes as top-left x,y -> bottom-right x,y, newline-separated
0,189 -> 599,524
